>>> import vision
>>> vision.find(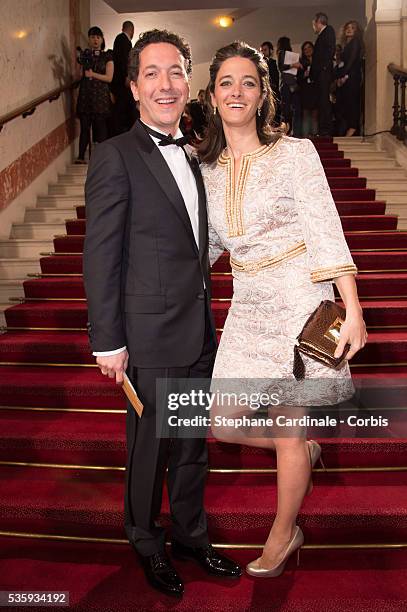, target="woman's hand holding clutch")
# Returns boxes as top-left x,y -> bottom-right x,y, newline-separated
334,309 -> 367,361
